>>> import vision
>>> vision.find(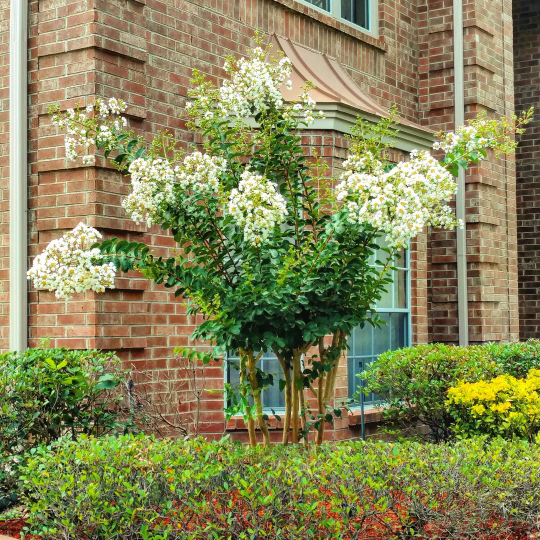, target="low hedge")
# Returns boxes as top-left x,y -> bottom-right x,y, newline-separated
21,436 -> 540,539
361,340 -> 540,441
